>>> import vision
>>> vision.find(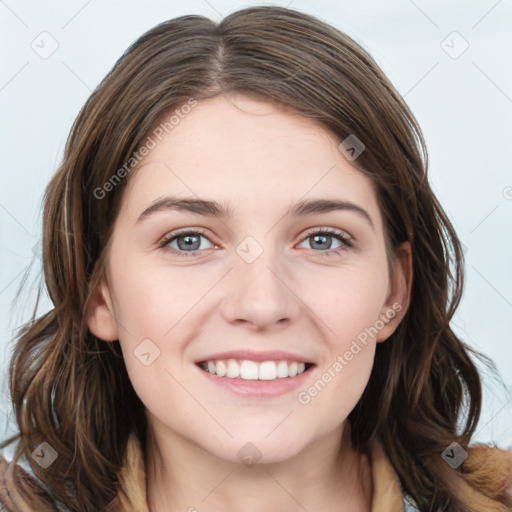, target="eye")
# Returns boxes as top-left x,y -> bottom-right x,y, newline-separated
159,229 -> 215,257
297,227 -> 353,258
